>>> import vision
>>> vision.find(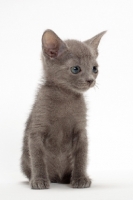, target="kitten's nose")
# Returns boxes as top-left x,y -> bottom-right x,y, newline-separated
87,79 -> 94,85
